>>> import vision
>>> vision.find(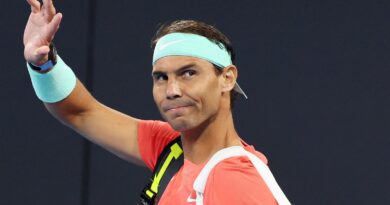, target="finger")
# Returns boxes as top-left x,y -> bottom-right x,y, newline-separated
42,0 -> 56,17
46,13 -> 63,41
26,0 -> 41,13
44,0 -> 55,12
